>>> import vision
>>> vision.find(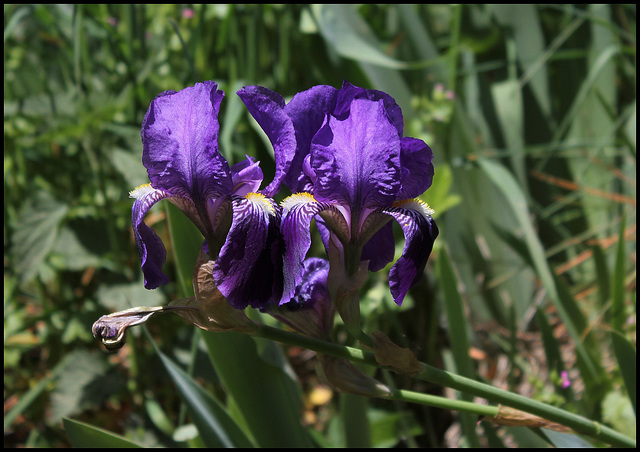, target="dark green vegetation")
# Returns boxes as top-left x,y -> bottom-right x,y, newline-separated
4,4 -> 635,447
